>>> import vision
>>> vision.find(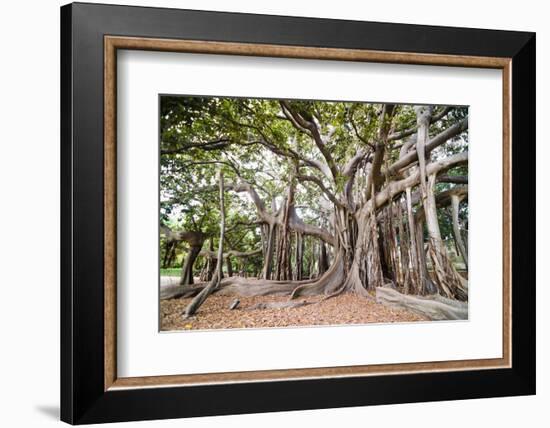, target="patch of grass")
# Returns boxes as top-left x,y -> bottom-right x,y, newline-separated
160,268 -> 180,277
